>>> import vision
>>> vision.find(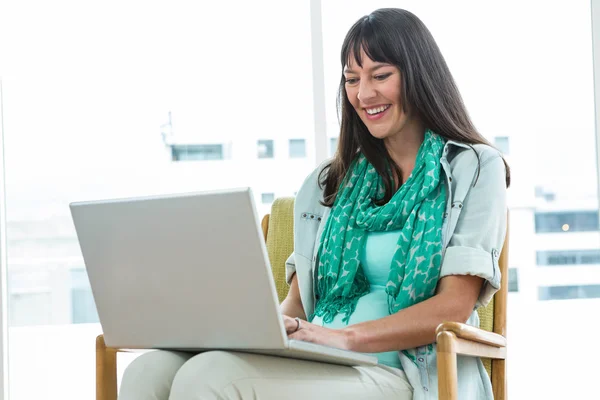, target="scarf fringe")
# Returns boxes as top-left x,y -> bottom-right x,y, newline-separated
312,272 -> 370,324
